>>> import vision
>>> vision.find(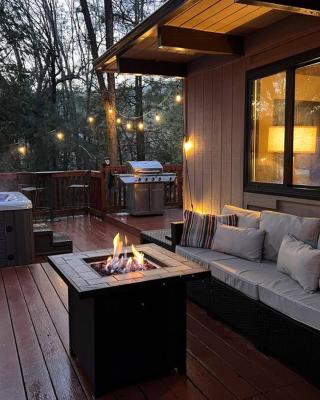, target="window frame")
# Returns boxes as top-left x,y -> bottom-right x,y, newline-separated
244,47 -> 320,200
